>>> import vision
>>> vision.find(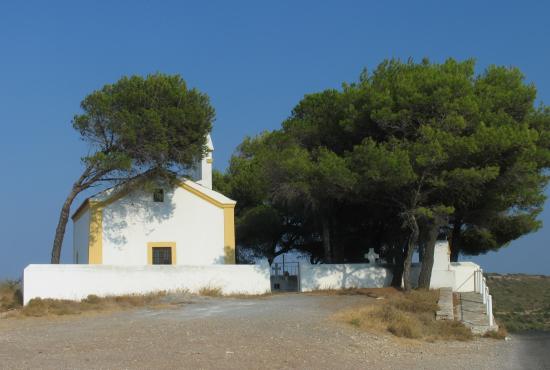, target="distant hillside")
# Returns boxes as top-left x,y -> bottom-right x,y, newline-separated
486,273 -> 550,332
